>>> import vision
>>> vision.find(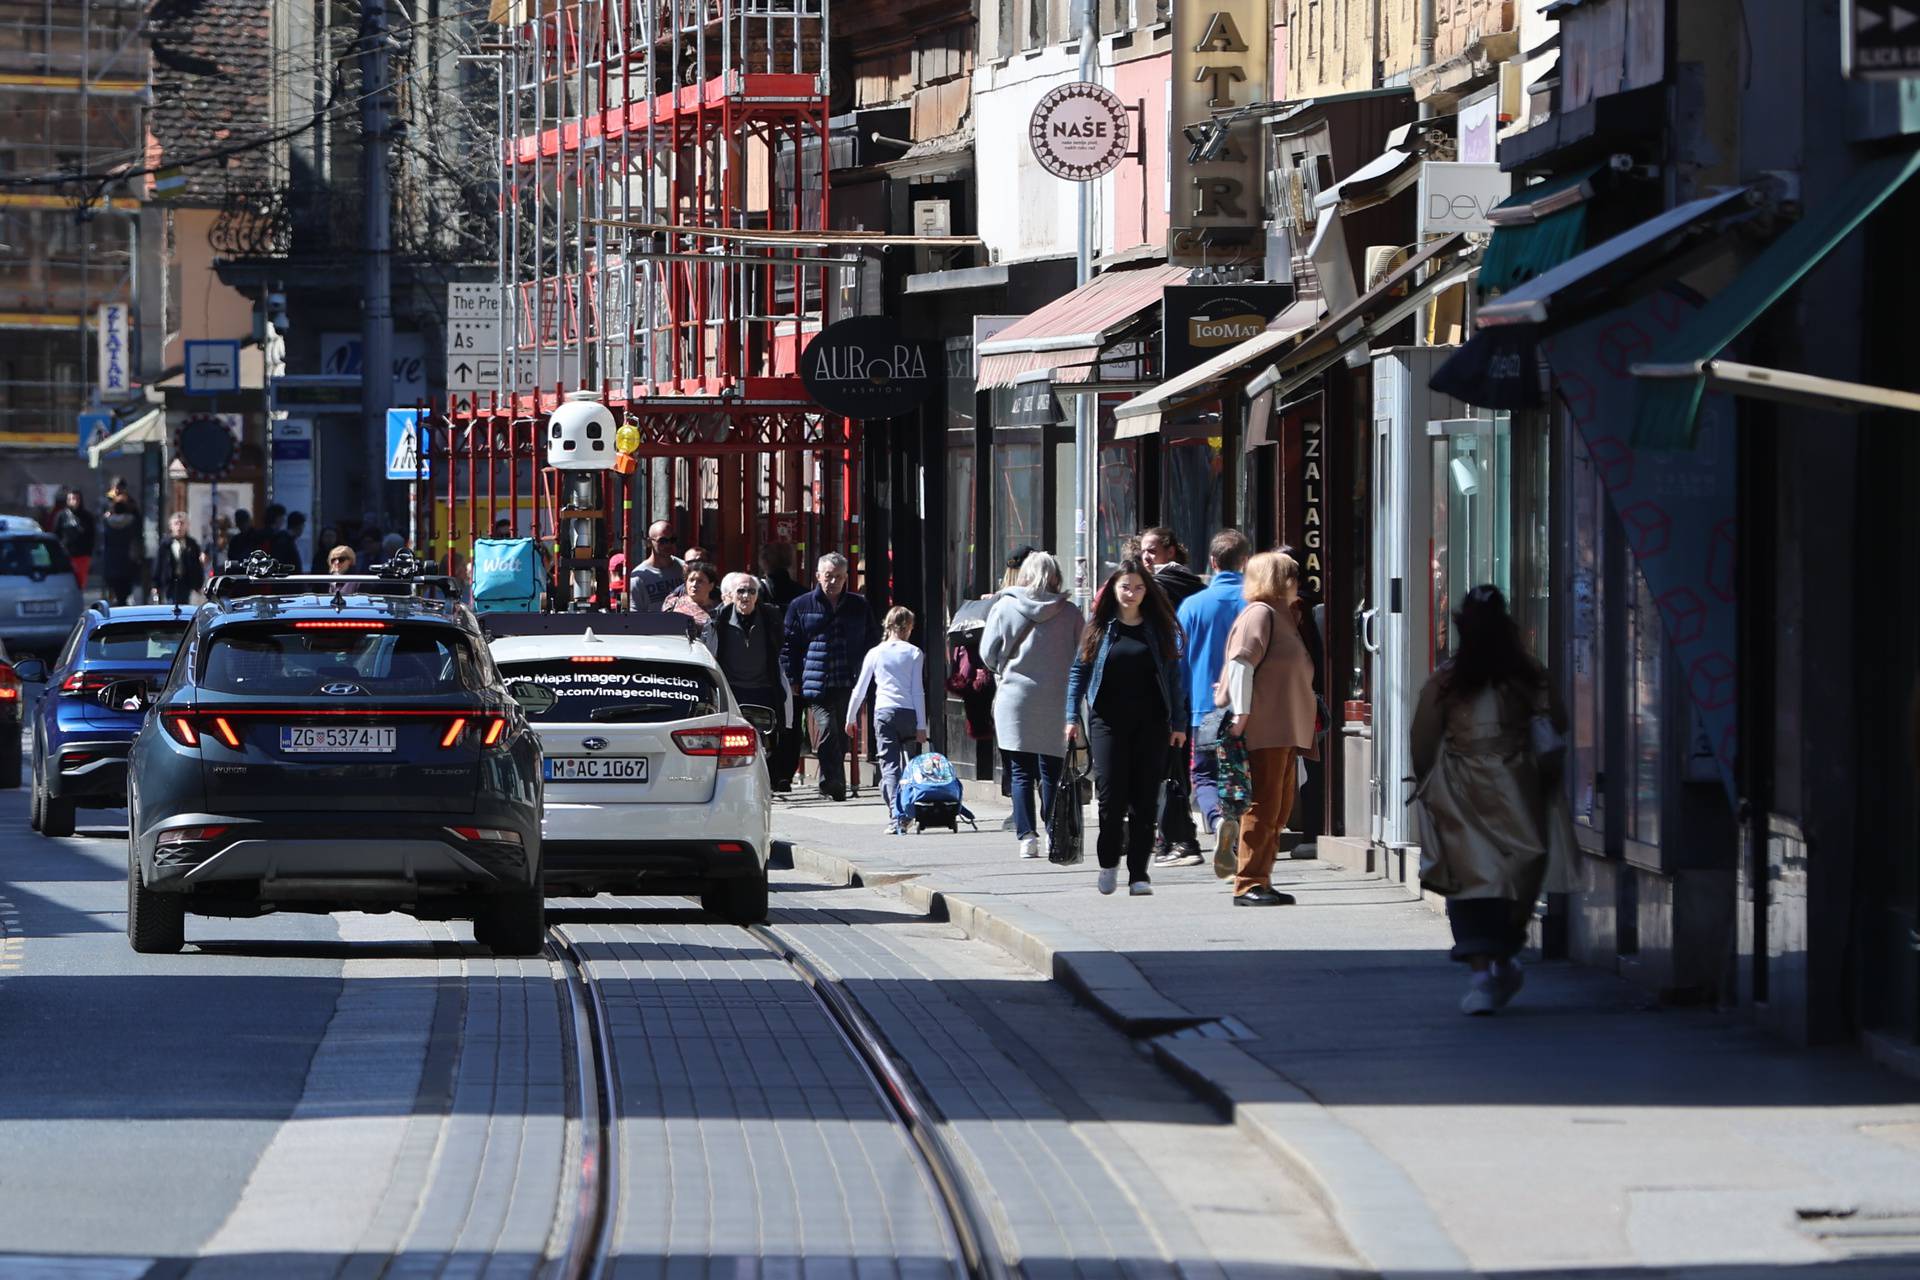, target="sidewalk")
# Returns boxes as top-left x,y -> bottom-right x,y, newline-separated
772,788 -> 1920,1280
